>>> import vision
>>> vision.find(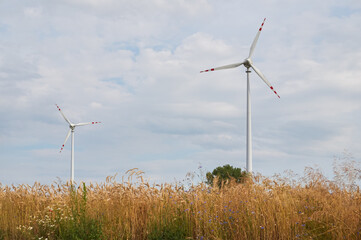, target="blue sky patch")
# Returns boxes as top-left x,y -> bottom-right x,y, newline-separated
330,6 -> 360,18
